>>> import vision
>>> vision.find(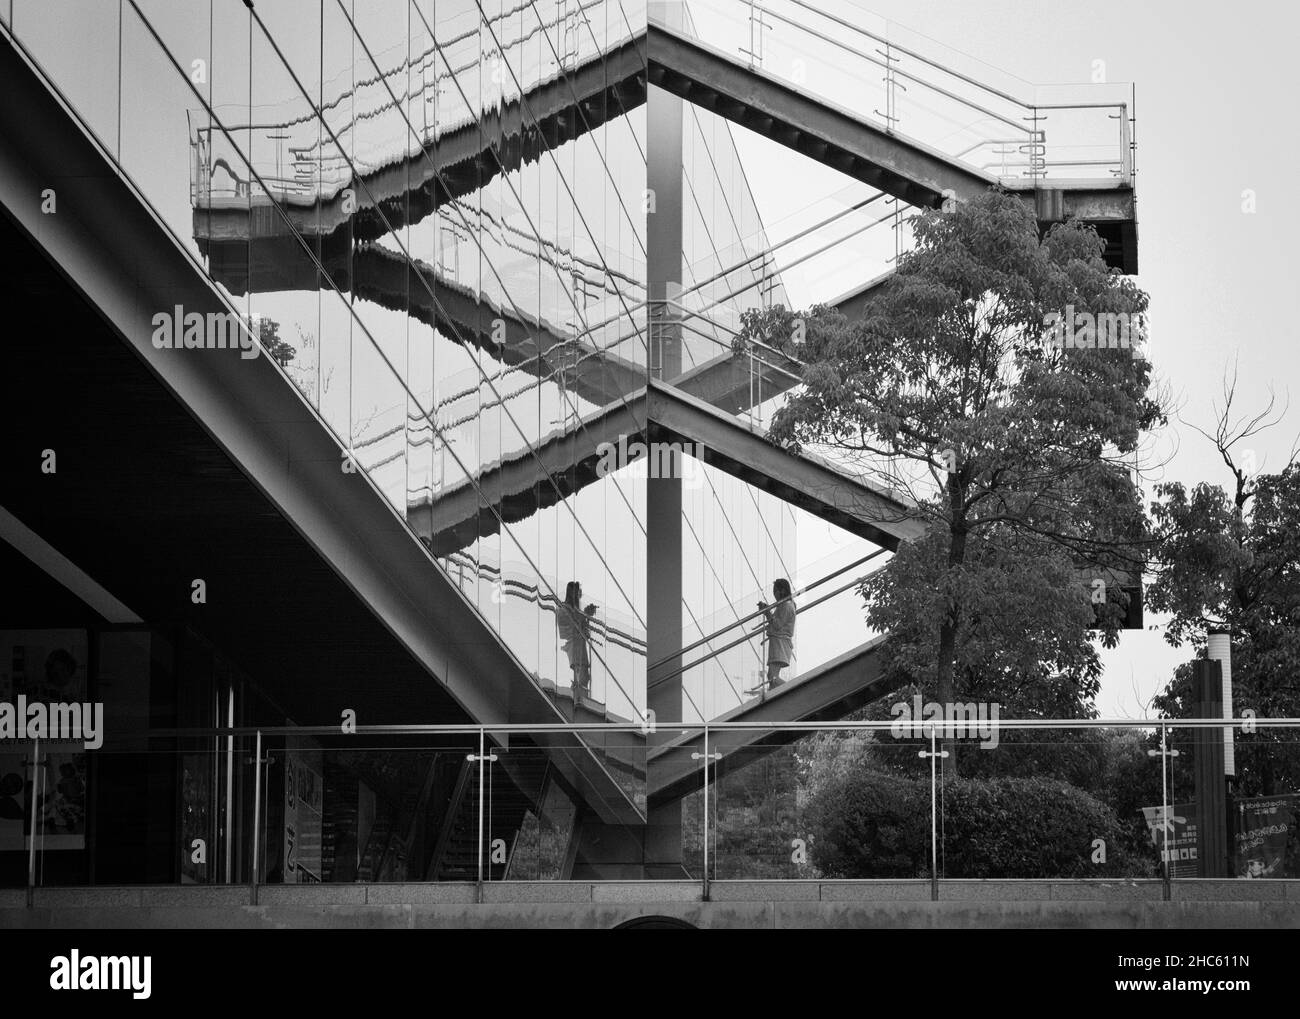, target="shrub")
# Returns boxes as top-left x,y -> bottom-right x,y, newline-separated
807,768 -> 1156,879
